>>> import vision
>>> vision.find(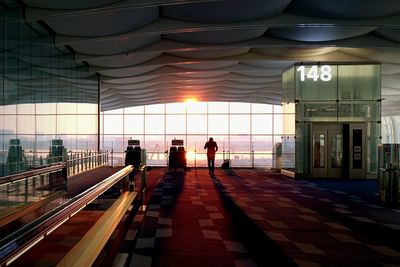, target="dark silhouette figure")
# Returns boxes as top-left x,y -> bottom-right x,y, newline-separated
125,146 -> 141,168
204,137 -> 218,174
125,146 -> 140,190
125,146 -> 134,166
